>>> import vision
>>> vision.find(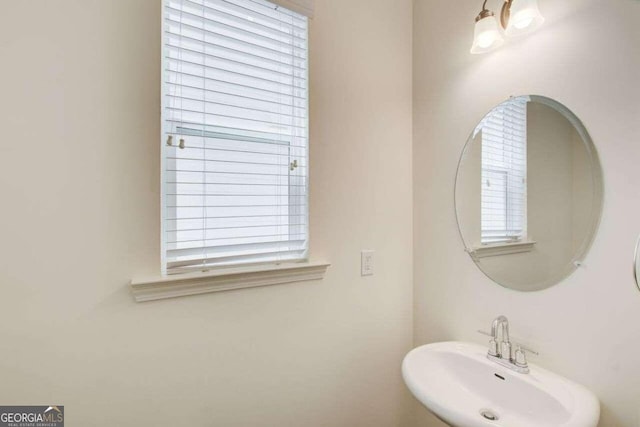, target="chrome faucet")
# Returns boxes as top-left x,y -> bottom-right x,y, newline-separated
482,316 -> 537,374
